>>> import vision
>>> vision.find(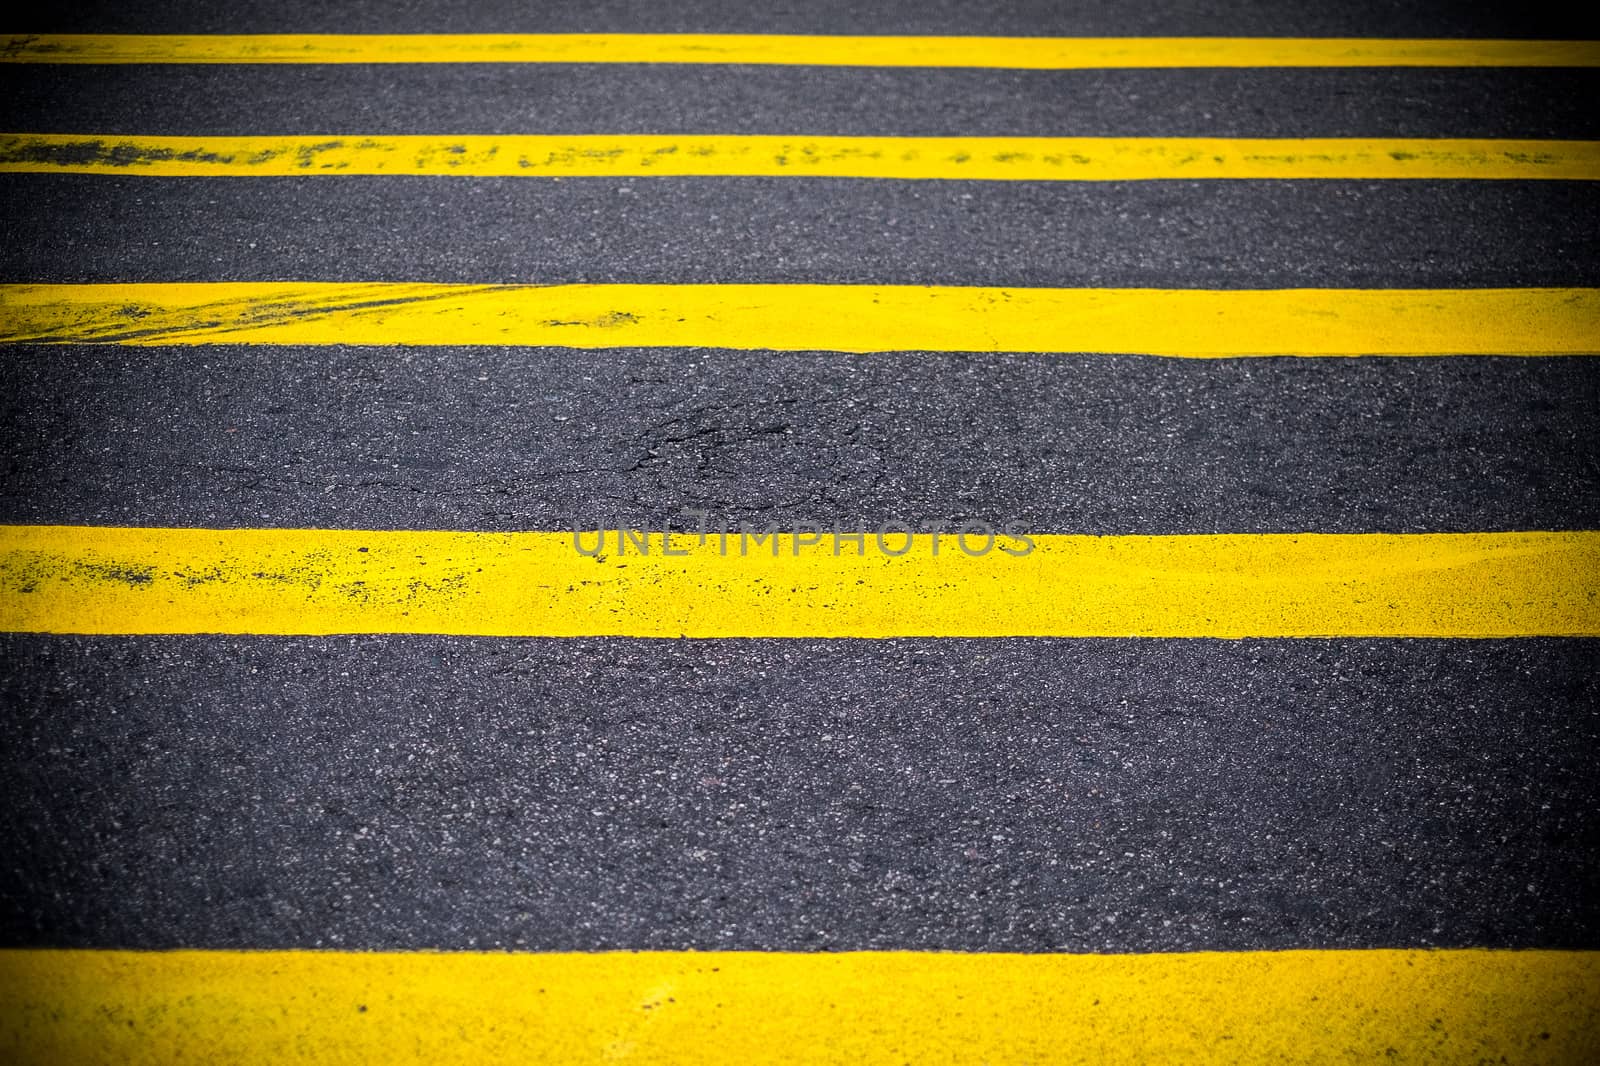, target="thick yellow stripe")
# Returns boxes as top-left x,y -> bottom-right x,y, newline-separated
4,134 -> 1597,180
1,949 -> 1594,1064
3,33 -> 1599,68
1,526 -> 1595,638
3,283 -> 1596,355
